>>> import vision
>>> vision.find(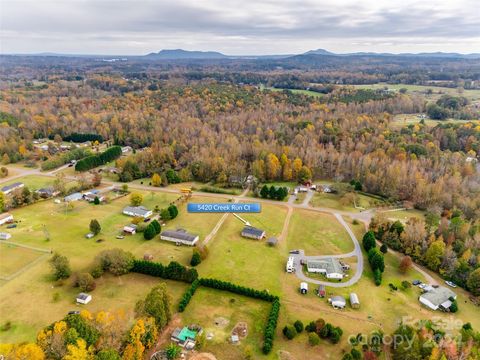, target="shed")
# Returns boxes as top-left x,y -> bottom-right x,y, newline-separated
330,295 -> 346,309
317,285 -> 326,298
123,224 -> 137,234
0,213 -> 14,226
267,237 -> 278,246
76,293 -> 92,304
0,232 -> 11,240
300,282 -> 308,294
64,192 -> 83,202
350,293 -> 360,309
